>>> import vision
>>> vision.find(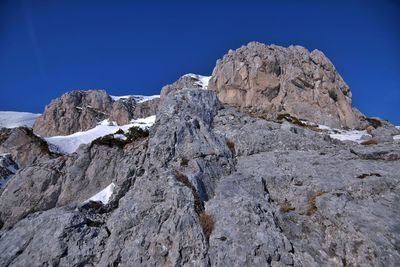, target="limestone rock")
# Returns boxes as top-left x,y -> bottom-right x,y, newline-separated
132,97 -> 160,118
0,47 -> 399,266
160,74 -> 207,101
33,90 -> 160,137
209,42 -> 363,129
0,127 -> 54,168
0,139 -> 148,229
33,90 -> 114,137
